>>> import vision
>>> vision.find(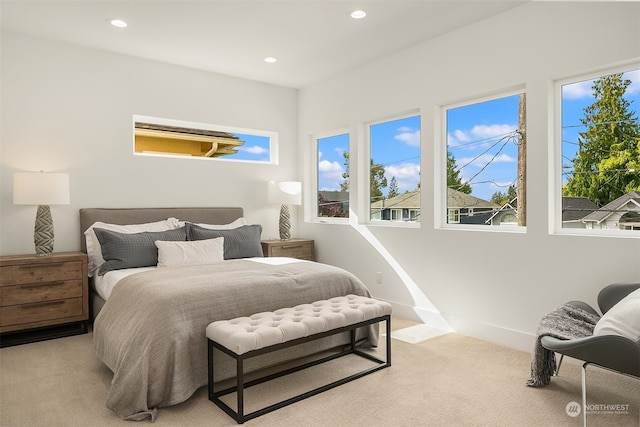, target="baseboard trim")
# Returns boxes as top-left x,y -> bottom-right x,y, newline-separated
387,300 -> 535,353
